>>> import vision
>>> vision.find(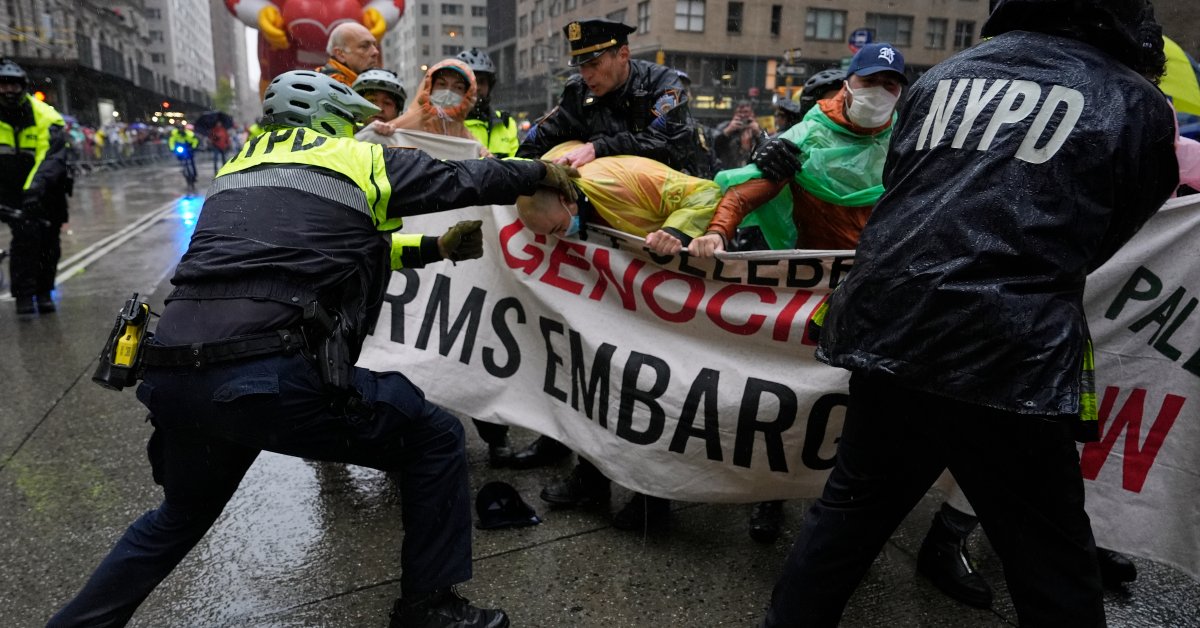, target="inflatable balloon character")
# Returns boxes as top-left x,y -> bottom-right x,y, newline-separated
225,0 -> 403,97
